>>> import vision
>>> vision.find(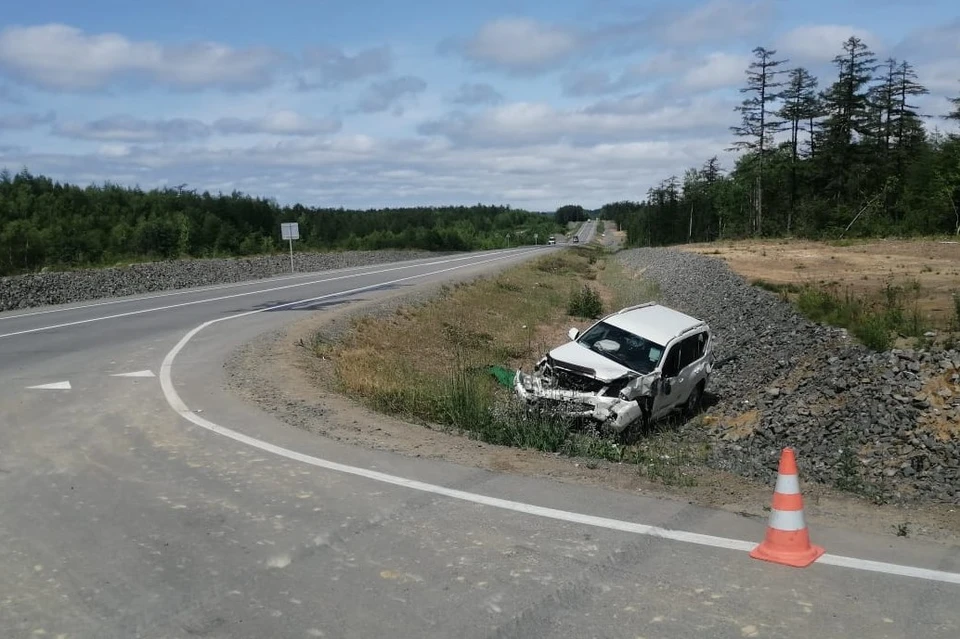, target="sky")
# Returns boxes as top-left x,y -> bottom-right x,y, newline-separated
0,0 -> 958,211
